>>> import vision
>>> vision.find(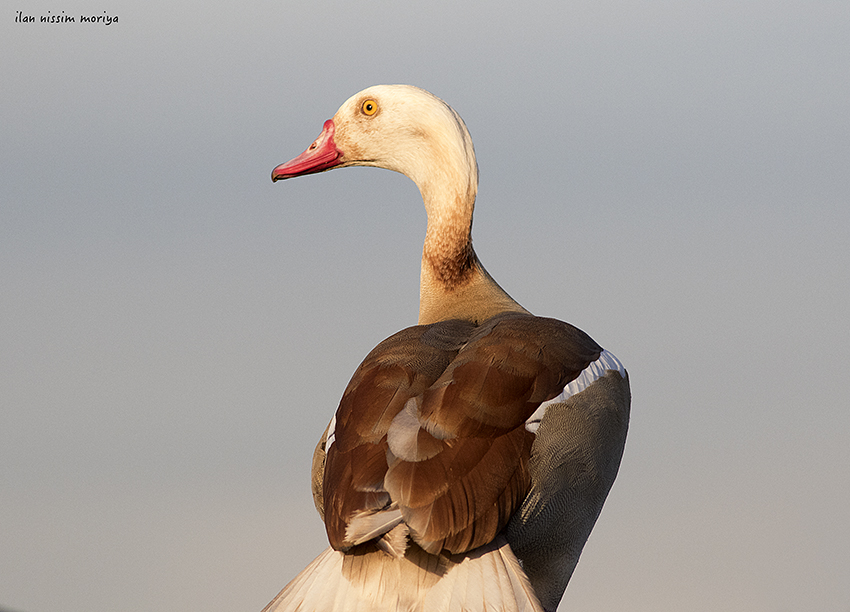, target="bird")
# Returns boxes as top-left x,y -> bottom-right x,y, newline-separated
263,84 -> 630,612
